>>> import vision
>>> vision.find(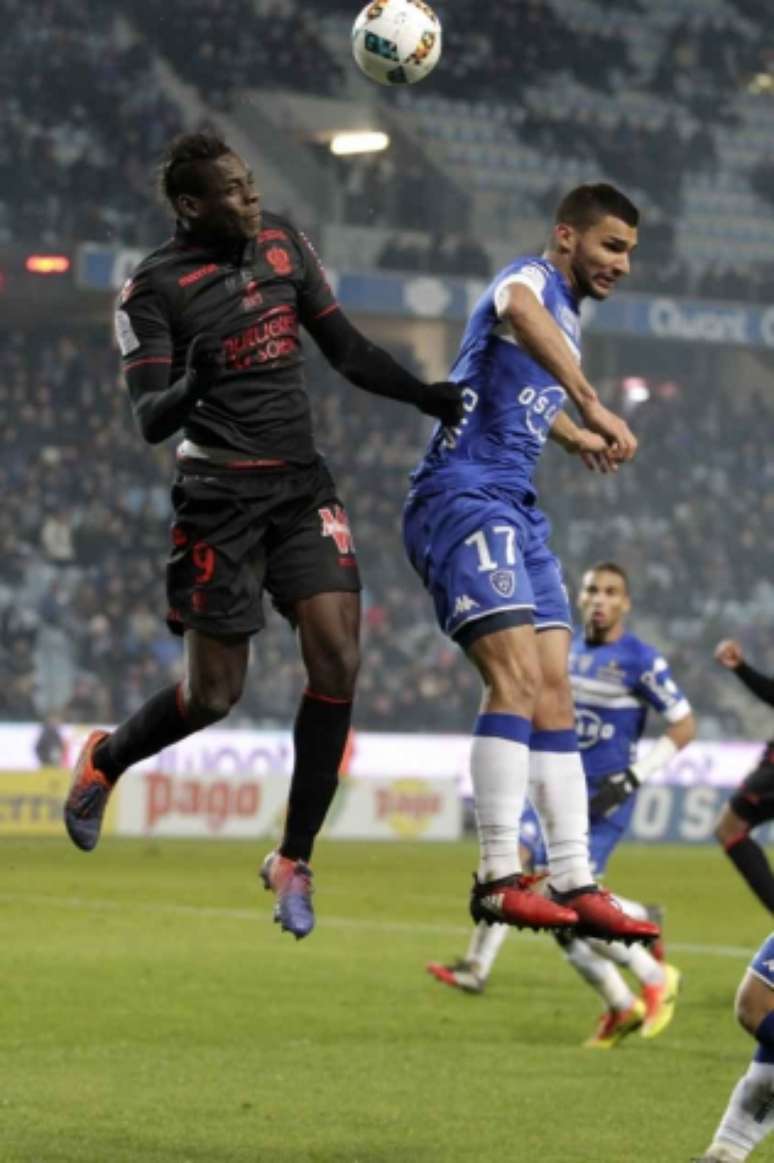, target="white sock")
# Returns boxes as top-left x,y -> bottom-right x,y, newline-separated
471,714 -> 531,882
563,936 -> 635,1012
710,1062 -> 774,1159
465,920 -> 509,980
529,734 -> 593,892
588,936 -> 665,987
